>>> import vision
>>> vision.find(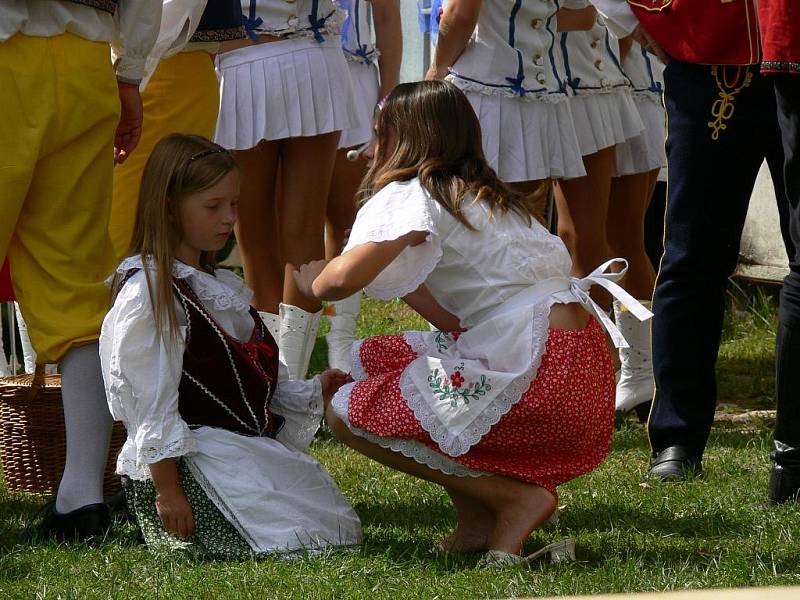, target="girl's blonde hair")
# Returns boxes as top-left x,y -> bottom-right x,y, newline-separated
119,133 -> 238,338
360,80 -> 547,229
